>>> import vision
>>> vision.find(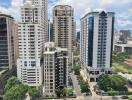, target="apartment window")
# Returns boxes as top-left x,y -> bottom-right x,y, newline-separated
24,61 -> 27,66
